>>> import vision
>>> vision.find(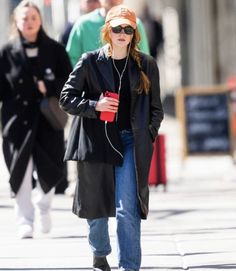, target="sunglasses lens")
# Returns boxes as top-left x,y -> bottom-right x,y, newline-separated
111,26 -> 134,35
112,26 -> 122,33
124,26 -> 134,35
